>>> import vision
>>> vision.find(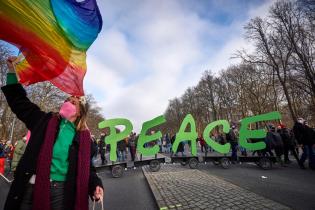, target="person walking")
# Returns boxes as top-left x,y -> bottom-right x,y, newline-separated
0,140 -> 6,174
198,135 -> 206,153
293,118 -> 308,169
266,125 -> 284,166
117,139 -> 127,162
5,142 -> 14,173
11,136 -> 27,173
226,125 -> 238,163
293,118 -> 315,169
157,136 -> 162,153
278,124 -> 299,164
166,133 -> 171,153
99,133 -> 106,165
91,135 -> 98,165
162,136 -> 167,153
128,133 -> 136,161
